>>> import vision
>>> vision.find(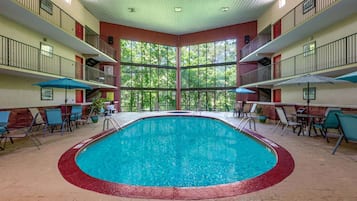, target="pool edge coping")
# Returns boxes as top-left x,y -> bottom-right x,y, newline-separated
58,113 -> 295,200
